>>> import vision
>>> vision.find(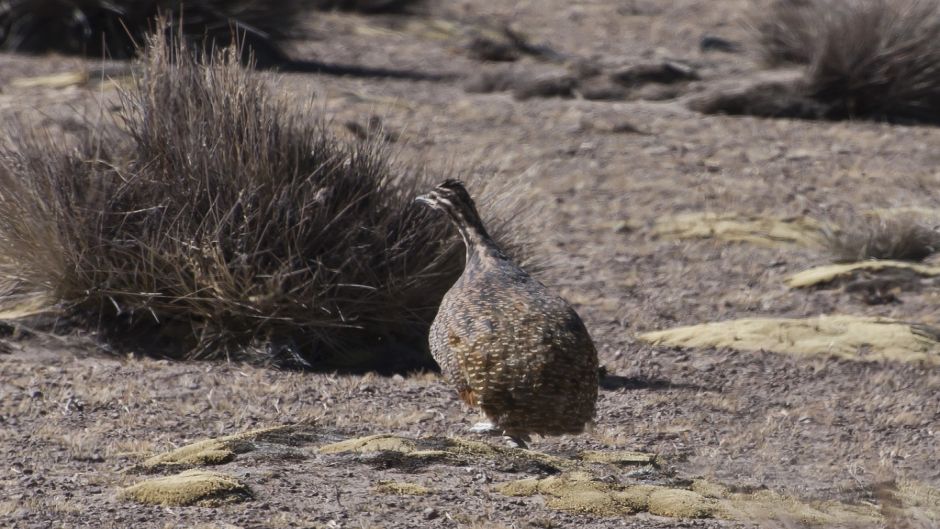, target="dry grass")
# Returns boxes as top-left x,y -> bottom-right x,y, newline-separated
822,212 -> 940,262
0,0 -> 315,66
751,0 -> 940,123
0,26 -> 535,369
